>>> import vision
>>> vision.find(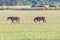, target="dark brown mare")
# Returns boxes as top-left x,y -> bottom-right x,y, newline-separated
34,16 -> 46,23
7,17 -> 20,23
